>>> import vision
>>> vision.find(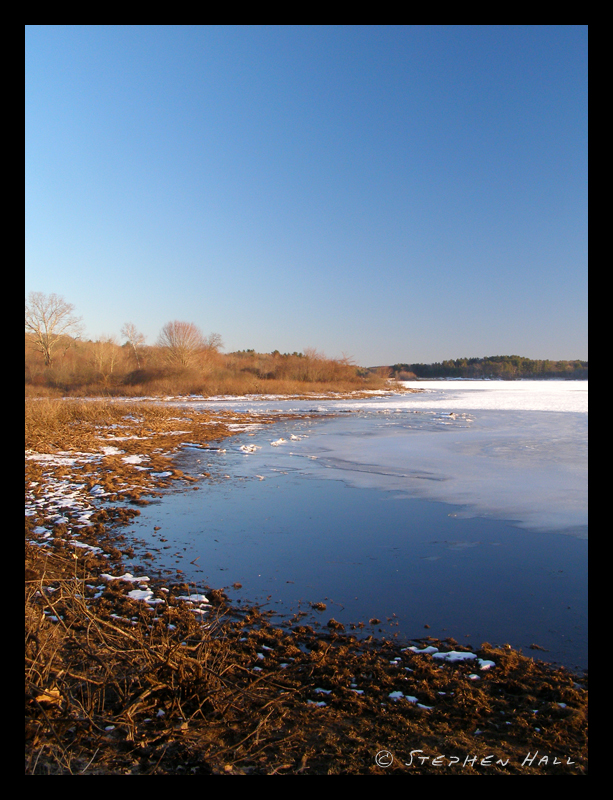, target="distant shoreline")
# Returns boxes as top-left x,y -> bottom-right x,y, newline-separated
374,356 -> 587,382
